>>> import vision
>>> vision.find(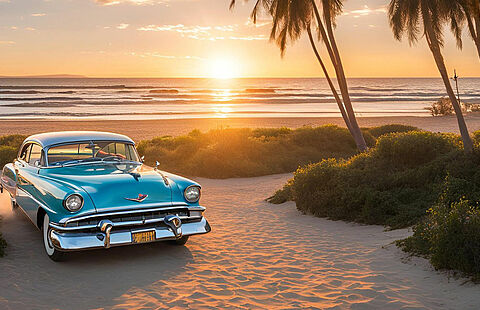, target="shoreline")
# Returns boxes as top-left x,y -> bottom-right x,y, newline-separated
2,115 -> 480,141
